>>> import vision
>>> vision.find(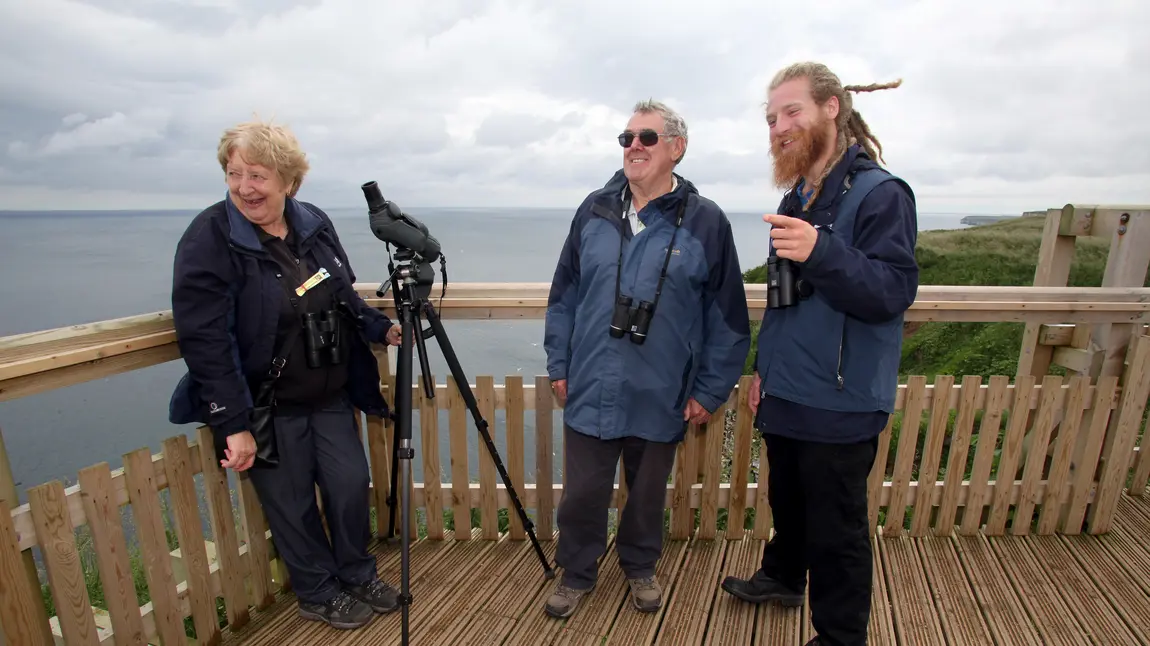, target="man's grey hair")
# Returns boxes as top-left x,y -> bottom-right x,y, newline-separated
632,99 -> 688,164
